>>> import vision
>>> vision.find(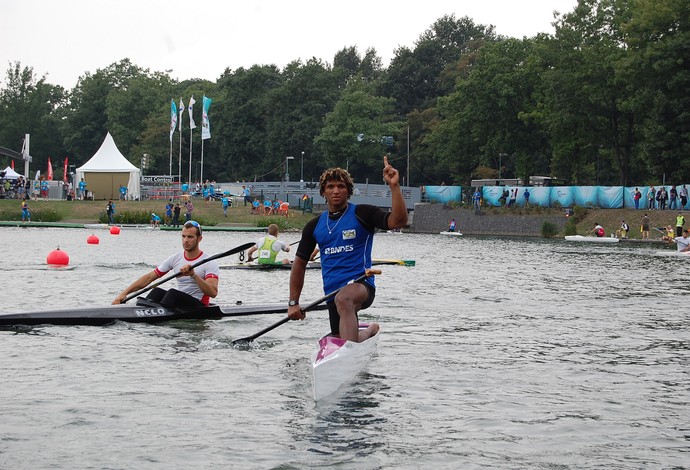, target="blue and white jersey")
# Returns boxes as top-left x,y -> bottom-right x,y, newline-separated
314,203 -> 375,294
